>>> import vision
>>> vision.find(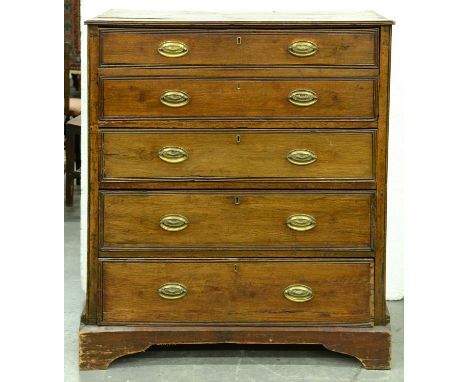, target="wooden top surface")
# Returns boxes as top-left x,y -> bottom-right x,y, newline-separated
85,10 -> 394,26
